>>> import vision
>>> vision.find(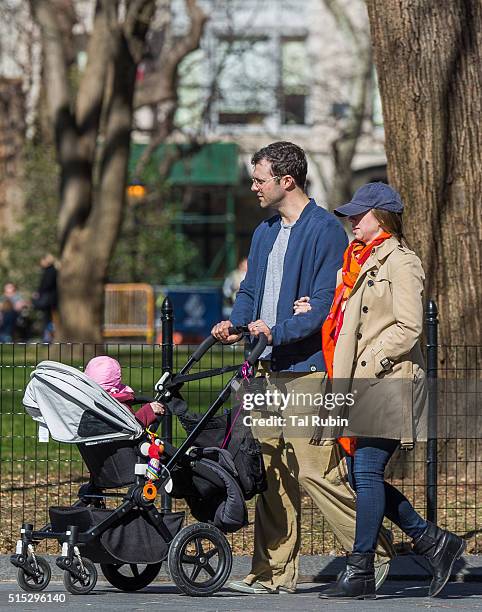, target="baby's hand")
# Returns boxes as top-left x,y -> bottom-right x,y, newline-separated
293,296 -> 312,315
150,401 -> 165,415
